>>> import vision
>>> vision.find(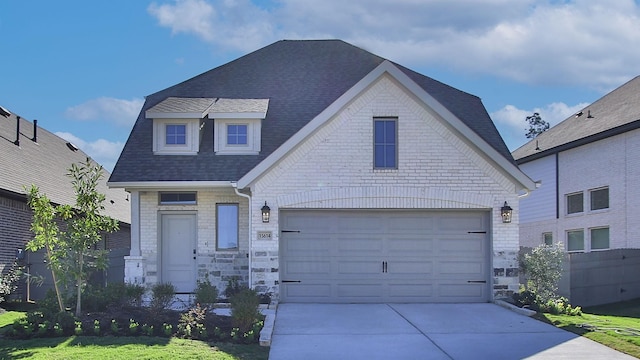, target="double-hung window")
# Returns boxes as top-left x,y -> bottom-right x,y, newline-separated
217,204 -> 239,250
166,124 -> 186,145
590,227 -> 610,250
374,118 -> 397,169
